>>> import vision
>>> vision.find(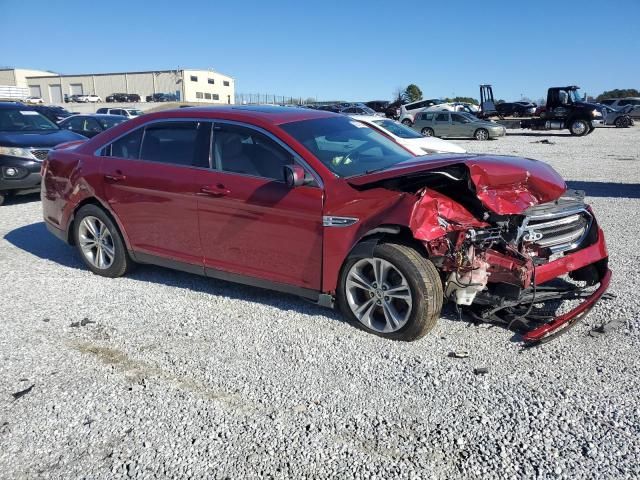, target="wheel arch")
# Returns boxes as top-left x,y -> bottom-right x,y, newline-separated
67,197 -> 132,250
